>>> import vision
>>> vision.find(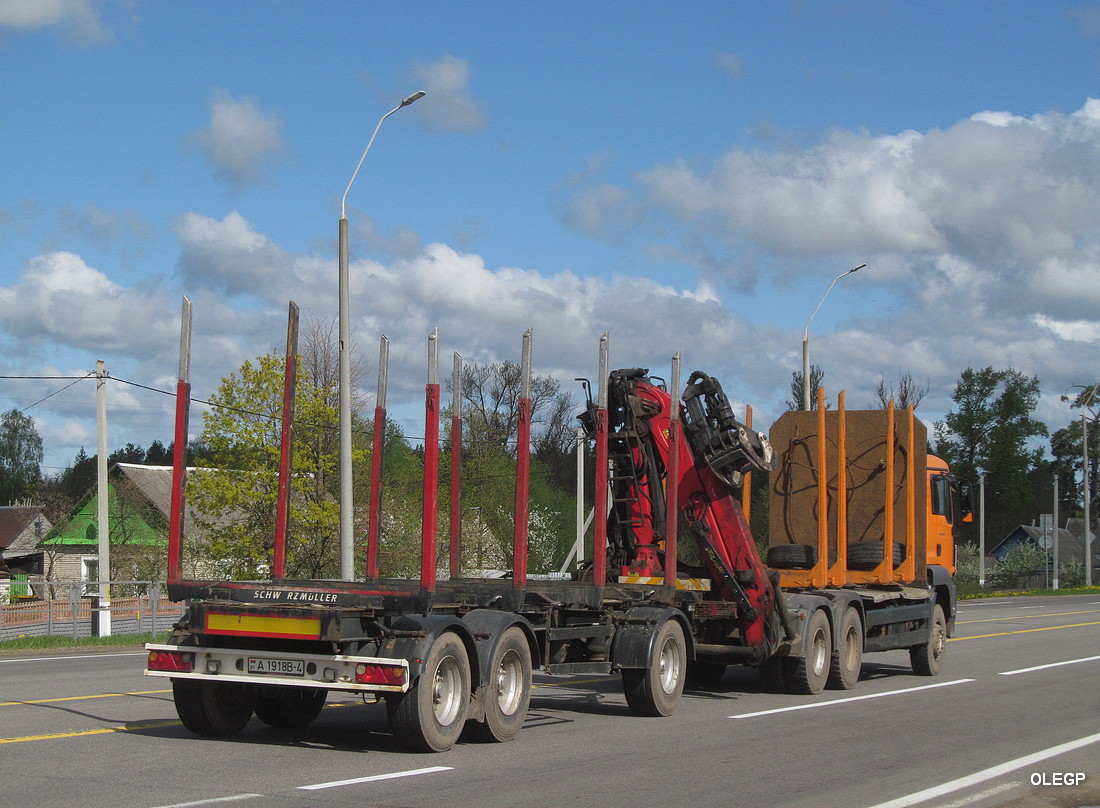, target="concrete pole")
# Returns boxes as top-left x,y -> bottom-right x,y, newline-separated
95,360 -> 111,637
574,425 -> 585,569
1084,413 -> 1092,587
337,90 -> 426,581
978,473 -> 986,588
1053,476 -> 1060,591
